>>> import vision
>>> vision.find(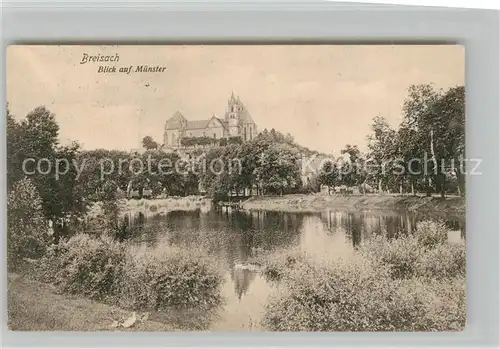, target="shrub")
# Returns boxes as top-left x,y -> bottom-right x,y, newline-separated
261,248 -> 311,282
47,234 -> 127,300
361,235 -> 423,279
117,245 -> 224,311
38,233 -> 224,311
408,276 -> 467,331
7,178 -> 49,270
361,222 -> 466,280
81,200 -> 129,240
263,257 -> 421,331
262,256 -> 466,331
418,243 -> 466,279
414,220 -> 448,248
261,220 -> 466,331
